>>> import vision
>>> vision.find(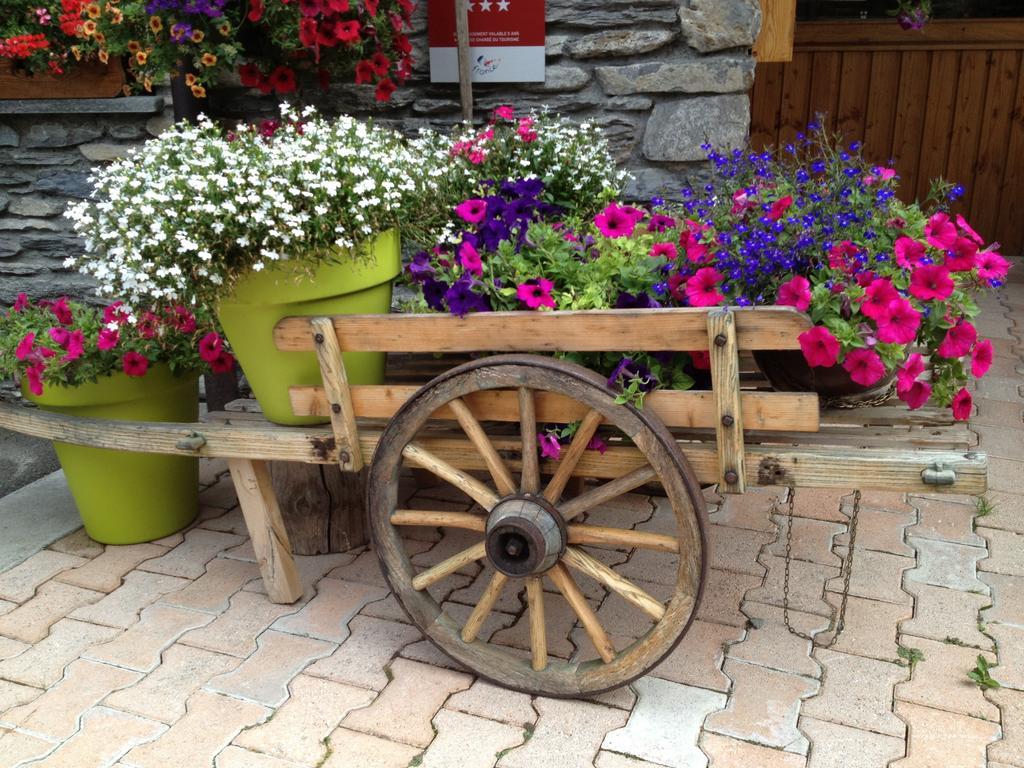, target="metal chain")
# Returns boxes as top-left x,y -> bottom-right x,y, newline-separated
781,487 -> 861,648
